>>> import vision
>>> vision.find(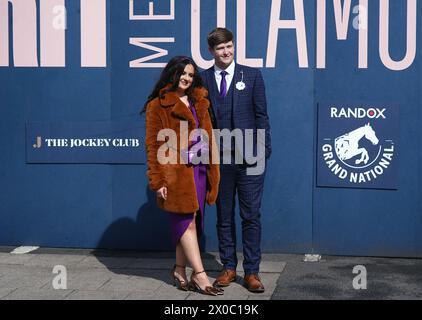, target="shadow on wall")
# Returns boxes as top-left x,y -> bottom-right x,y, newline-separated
96,186 -> 210,251
93,186 -> 221,287
96,186 -> 172,252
